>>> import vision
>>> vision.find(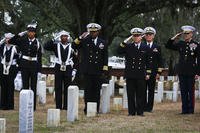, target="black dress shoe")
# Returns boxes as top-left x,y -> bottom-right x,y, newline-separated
179,112 -> 189,115
128,113 -> 136,116
137,113 -> 145,116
